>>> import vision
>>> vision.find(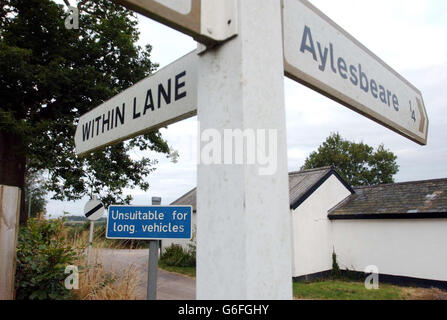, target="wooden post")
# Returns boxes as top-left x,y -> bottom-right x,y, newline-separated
0,185 -> 21,300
